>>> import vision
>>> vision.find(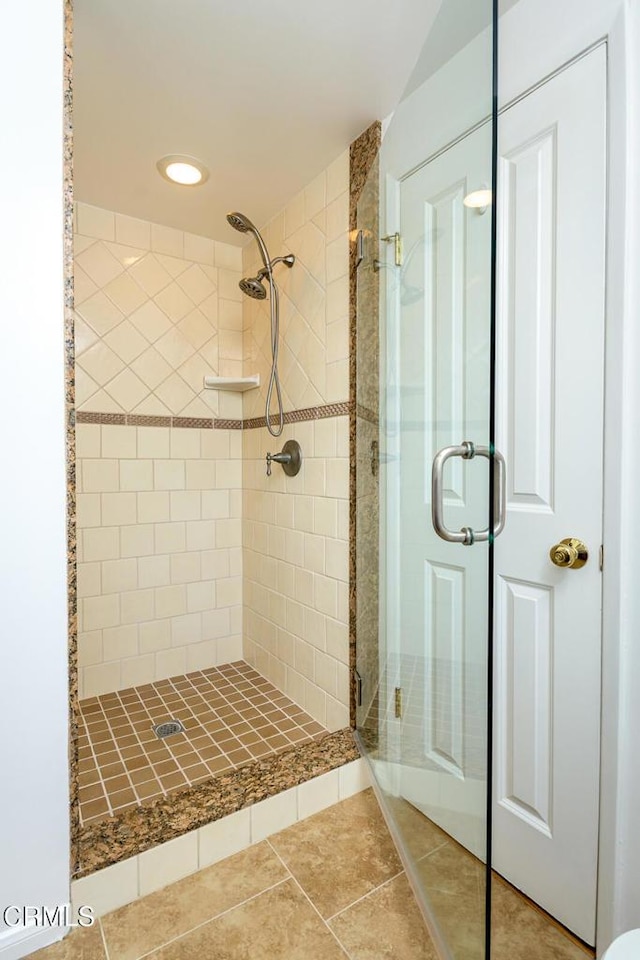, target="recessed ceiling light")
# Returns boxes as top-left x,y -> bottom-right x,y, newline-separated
156,155 -> 209,186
